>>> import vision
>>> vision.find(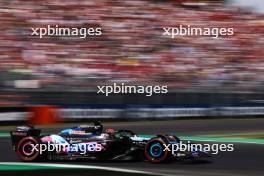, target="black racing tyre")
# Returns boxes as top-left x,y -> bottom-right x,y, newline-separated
144,138 -> 169,163
17,136 -> 41,162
